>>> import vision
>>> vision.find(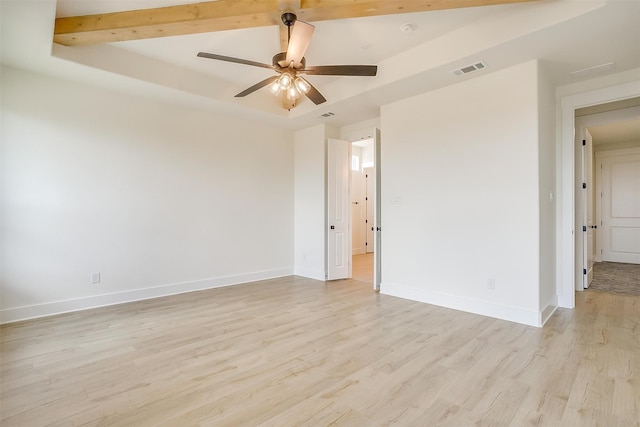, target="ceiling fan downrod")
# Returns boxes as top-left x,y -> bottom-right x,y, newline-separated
281,12 -> 297,43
